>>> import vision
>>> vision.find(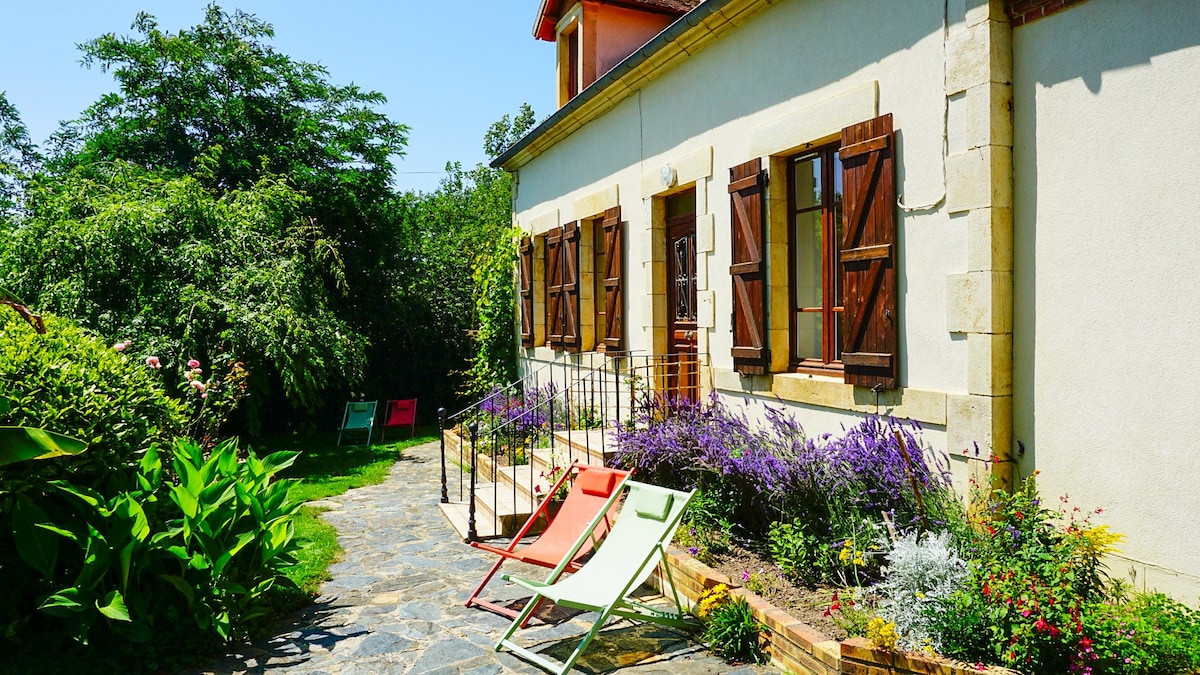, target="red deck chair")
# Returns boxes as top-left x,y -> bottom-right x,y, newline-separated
465,462 -> 631,622
380,398 -> 417,442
